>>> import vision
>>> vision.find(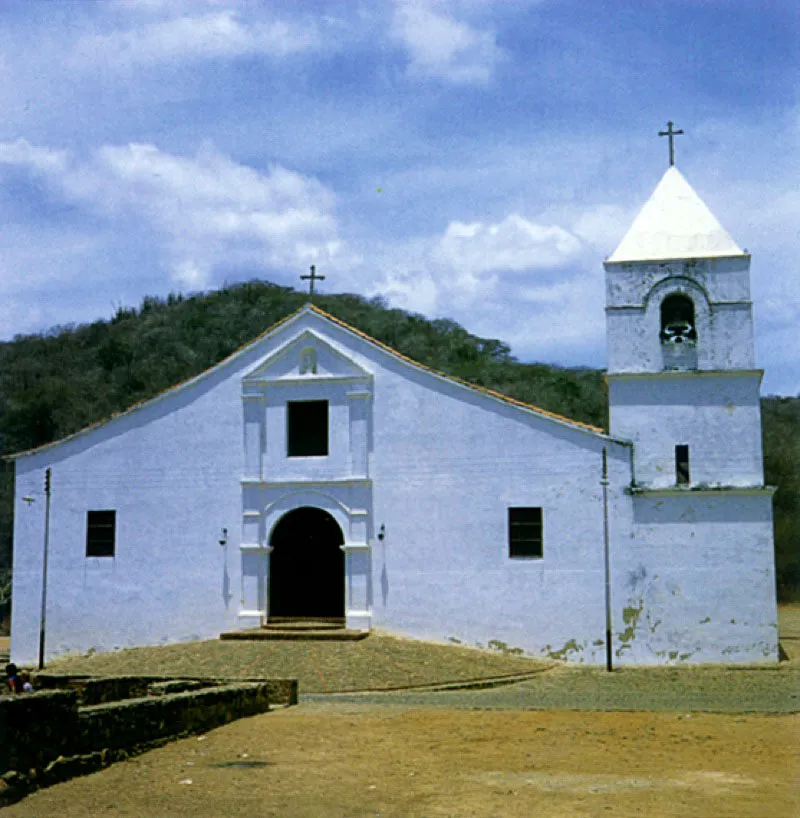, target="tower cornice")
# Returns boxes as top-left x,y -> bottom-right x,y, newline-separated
605,368 -> 764,383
